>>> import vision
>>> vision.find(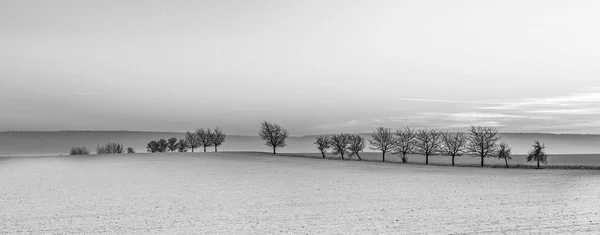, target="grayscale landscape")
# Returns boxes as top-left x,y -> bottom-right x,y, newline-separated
2,0 -> 600,234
